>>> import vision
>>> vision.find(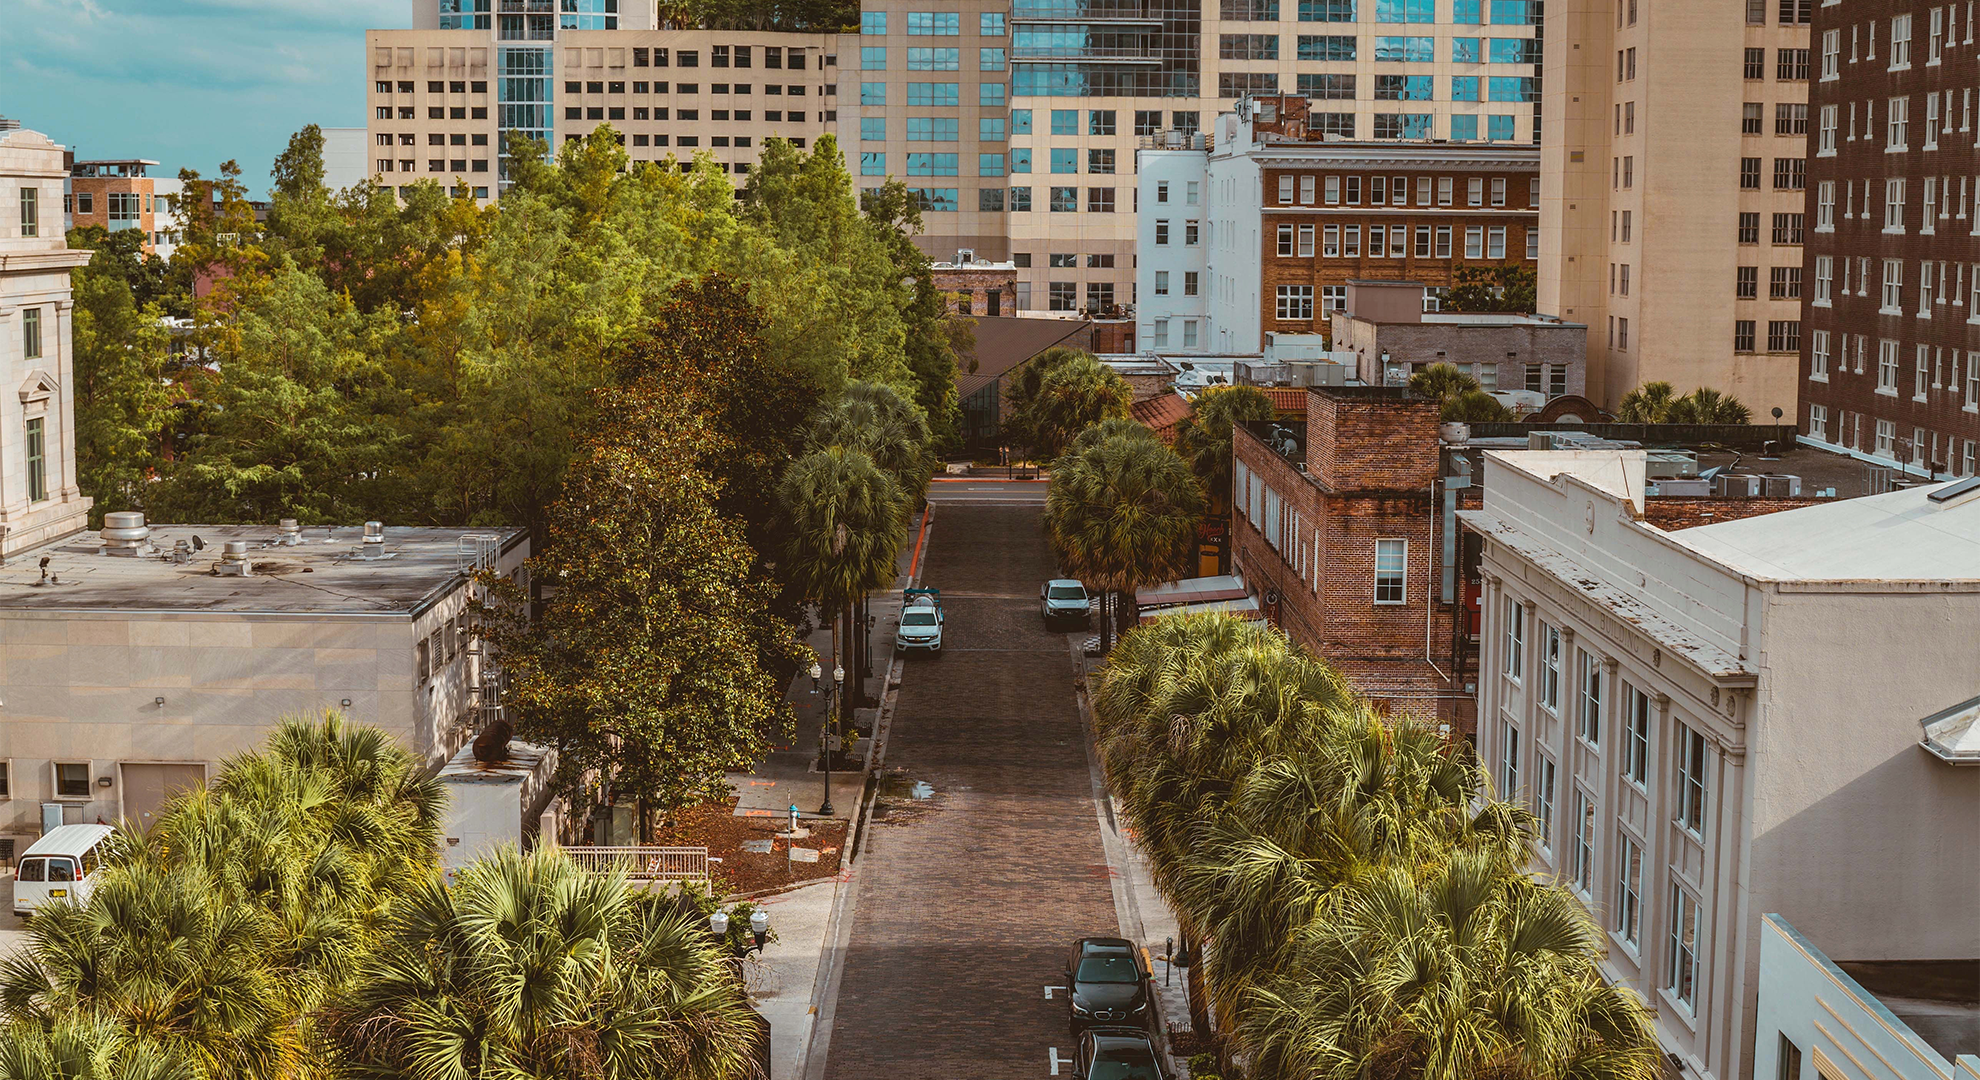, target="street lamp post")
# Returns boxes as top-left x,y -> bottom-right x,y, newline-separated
709,908 -> 771,957
820,663 -> 844,816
